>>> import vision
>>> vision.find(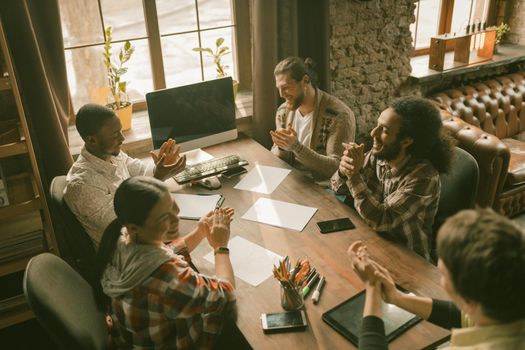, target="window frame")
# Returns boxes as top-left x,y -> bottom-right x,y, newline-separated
412,0 -> 496,56
62,0 -> 250,112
